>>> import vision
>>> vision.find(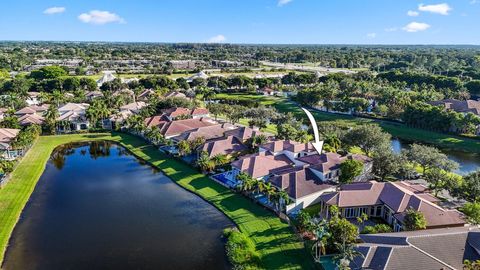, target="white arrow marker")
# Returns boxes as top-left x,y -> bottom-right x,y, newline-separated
301,107 -> 324,154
